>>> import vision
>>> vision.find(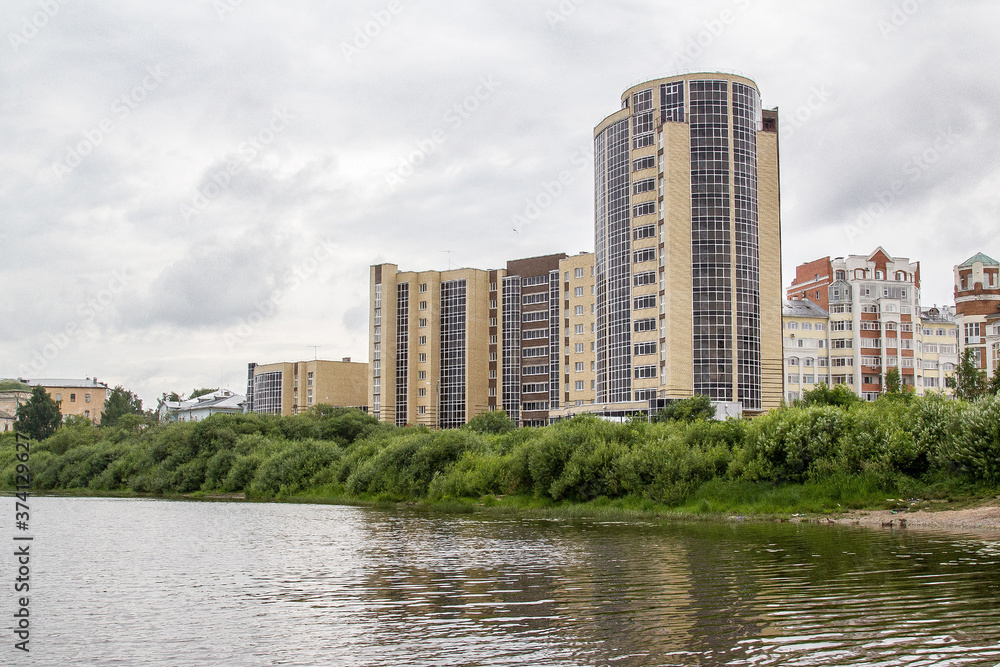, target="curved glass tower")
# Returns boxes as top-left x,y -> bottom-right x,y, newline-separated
594,73 -> 783,414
